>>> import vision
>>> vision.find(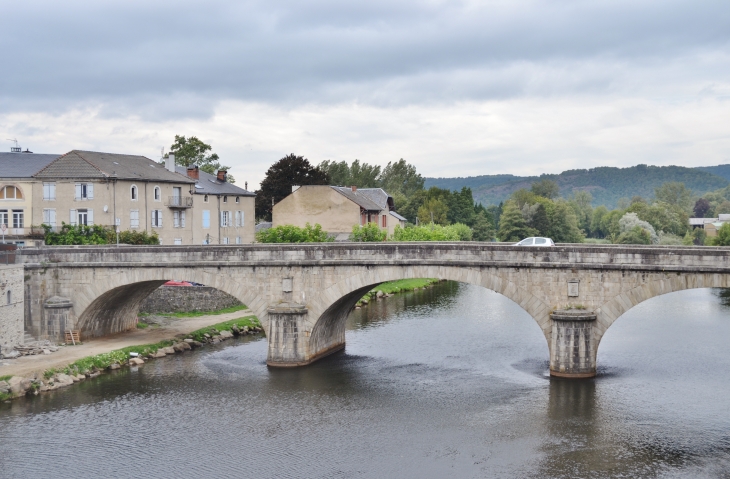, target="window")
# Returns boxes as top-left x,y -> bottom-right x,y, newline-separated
0,185 -> 22,200
234,210 -> 244,227
43,209 -> 56,227
174,238 -> 182,245
202,210 -> 210,229
75,183 -> 93,200
43,183 -> 56,200
6,290 -> 10,305
204,195 -> 209,203
222,237 -> 229,244
0,210 -> 7,227
12,210 -> 24,228
154,186 -> 161,201
235,196 -> 240,203
73,208 -> 93,226
173,187 -> 181,198
223,196 -> 228,203
173,210 -> 186,228
382,215 -> 387,227
130,209 -> 139,229
221,211 -> 231,227
131,185 -> 138,201
235,236 -> 242,244
151,209 -> 163,227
